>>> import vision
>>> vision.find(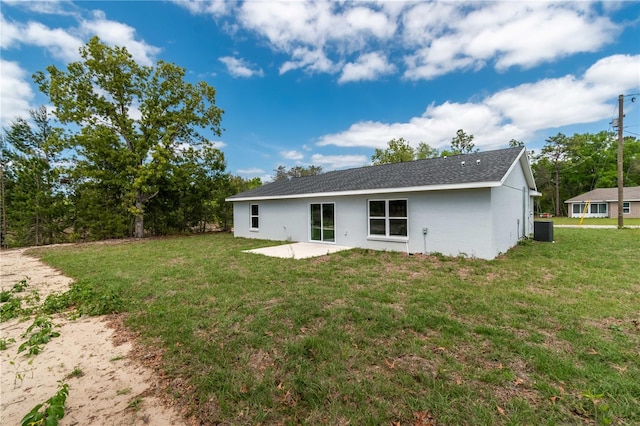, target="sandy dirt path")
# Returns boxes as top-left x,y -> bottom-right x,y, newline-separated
1,248 -> 186,425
